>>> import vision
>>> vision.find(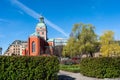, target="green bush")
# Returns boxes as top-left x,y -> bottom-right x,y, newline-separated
80,57 -> 120,78
60,64 -> 80,73
0,56 -> 59,80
